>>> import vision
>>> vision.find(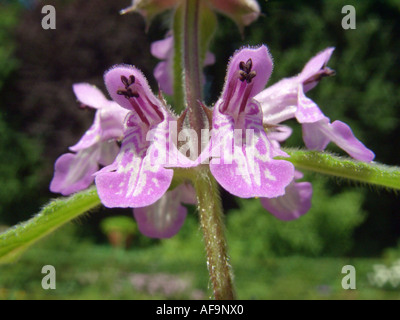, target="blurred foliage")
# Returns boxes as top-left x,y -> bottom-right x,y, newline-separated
0,224 -> 209,299
0,2 -> 44,225
383,240 -> 400,263
227,177 -> 366,257
0,113 -> 42,225
1,223 -> 400,300
0,3 -> 19,88
100,216 -> 137,236
100,216 -> 138,249
163,178 -> 366,258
